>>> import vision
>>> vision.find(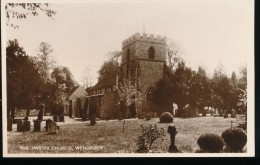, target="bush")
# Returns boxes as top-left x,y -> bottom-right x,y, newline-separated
197,134 -> 225,153
159,112 -> 174,123
146,114 -> 151,120
136,124 -> 166,153
221,128 -> 247,152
